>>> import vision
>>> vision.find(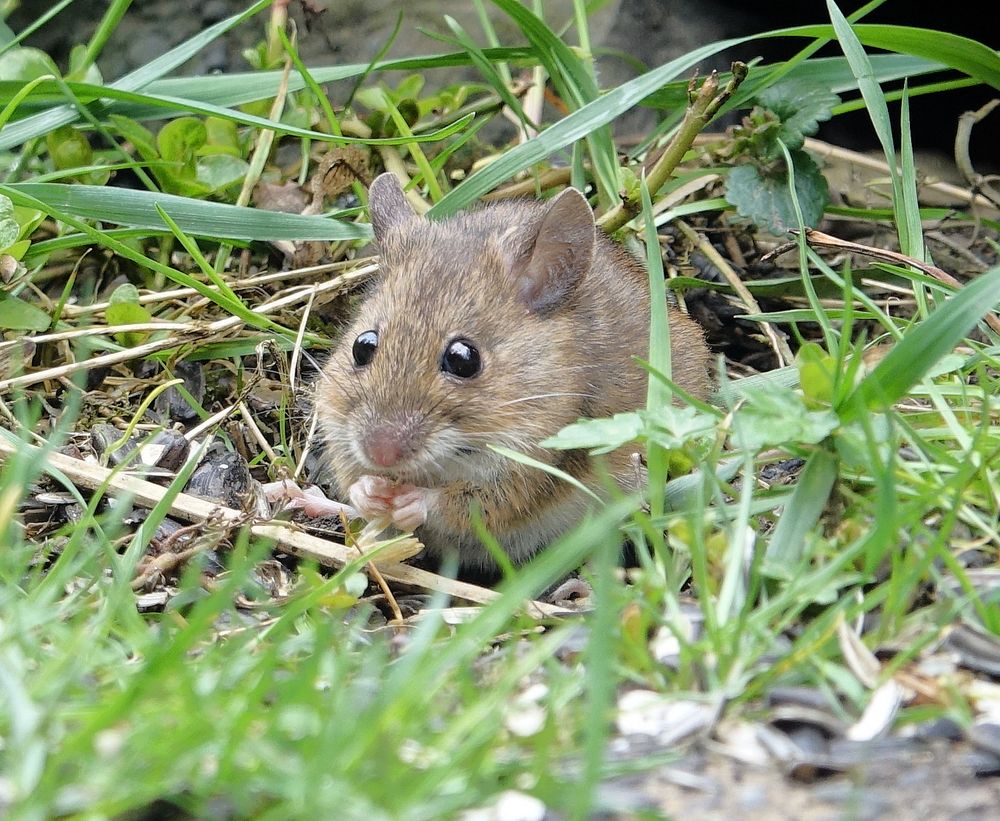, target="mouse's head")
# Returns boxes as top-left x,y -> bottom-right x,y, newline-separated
316,173 -> 602,490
